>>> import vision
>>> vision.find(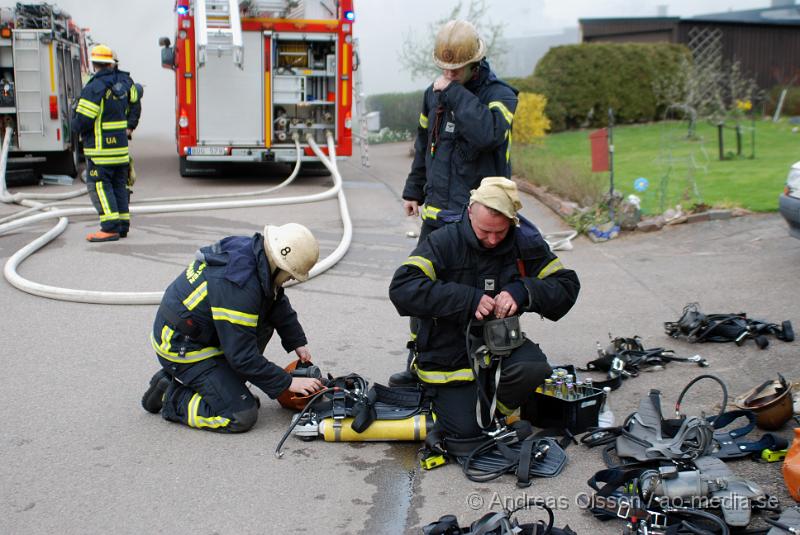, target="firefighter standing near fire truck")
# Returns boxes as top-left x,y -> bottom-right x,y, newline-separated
72,44 -> 141,242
